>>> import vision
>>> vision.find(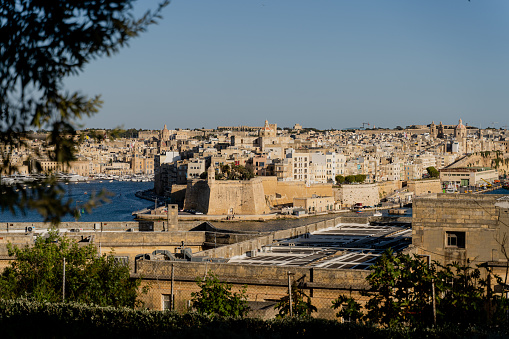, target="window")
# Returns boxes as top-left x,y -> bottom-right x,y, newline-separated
446,231 -> 465,248
162,294 -> 172,310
